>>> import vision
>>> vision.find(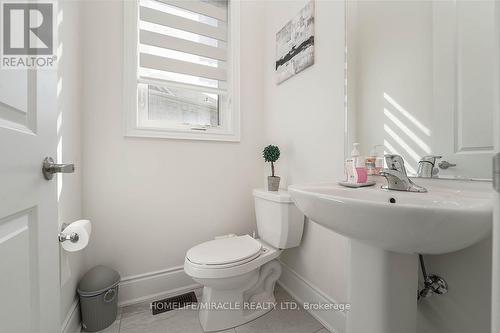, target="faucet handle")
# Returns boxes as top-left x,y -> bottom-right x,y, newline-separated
384,154 -> 406,173
420,155 -> 442,165
417,155 -> 442,178
381,154 -> 427,192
